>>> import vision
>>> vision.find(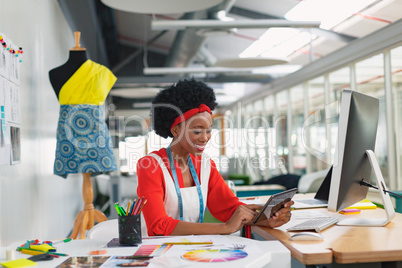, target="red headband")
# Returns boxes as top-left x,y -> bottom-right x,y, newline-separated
170,104 -> 211,129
